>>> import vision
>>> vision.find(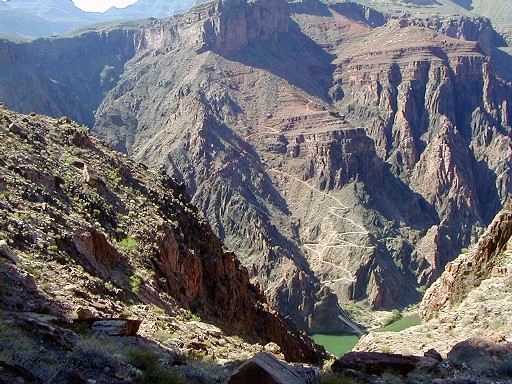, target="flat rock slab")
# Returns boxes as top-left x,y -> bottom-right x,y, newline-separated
91,319 -> 142,336
224,352 -> 306,384
332,351 -> 419,375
